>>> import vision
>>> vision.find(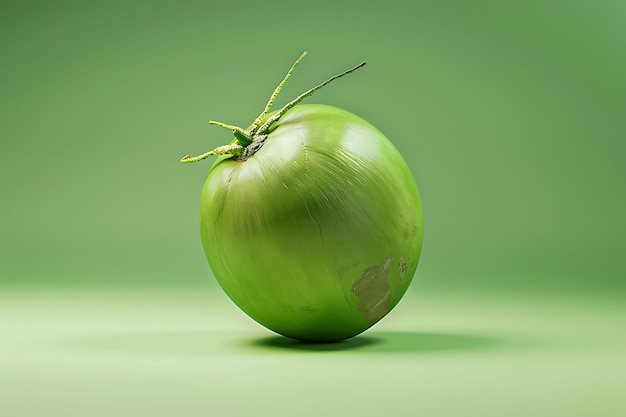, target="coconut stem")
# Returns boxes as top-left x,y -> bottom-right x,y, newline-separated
250,51 -> 308,132
180,143 -> 243,163
208,121 -> 252,146
180,52 -> 366,163
256,61 -> 366,134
